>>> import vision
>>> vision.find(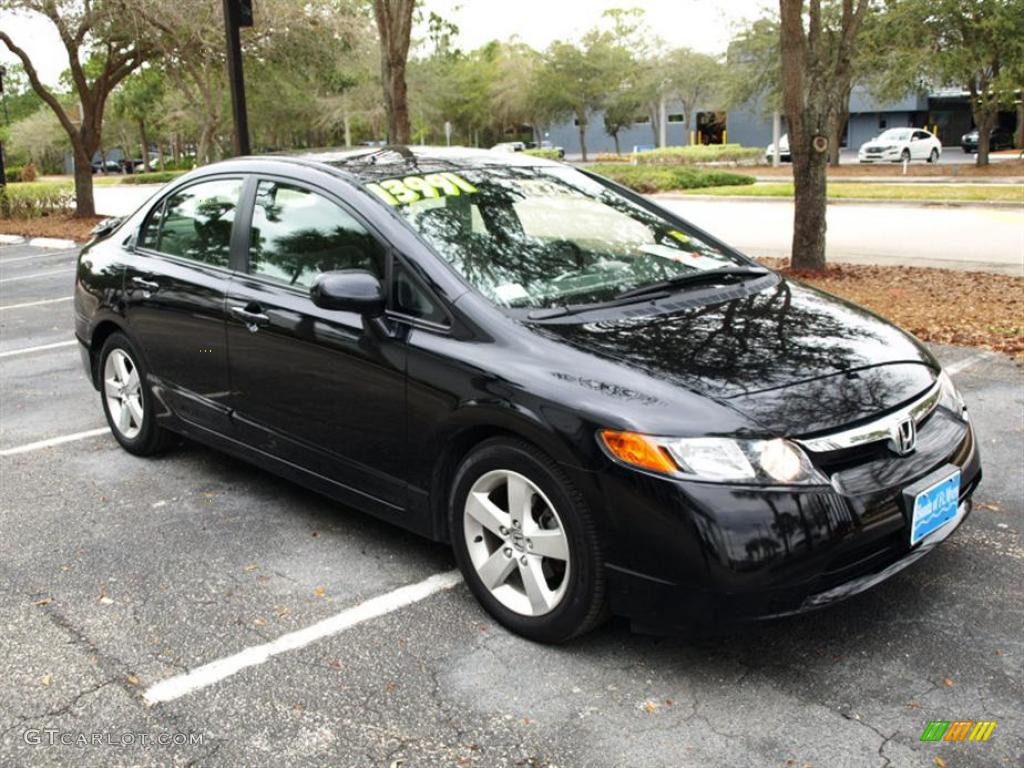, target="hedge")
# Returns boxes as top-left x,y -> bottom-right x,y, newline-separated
120,170 -> 187,185
523,148 -> 562,159
632,145 -> 763,166
584,164 -> 756,194
0,182 -> 75,219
